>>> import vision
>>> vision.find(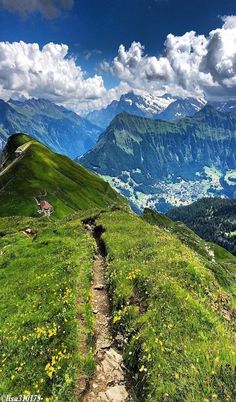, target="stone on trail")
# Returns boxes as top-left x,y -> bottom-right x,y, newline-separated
106,348 -> 123,365
94,284 -> 105,290
99,385 -> 129,401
